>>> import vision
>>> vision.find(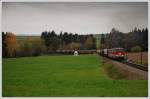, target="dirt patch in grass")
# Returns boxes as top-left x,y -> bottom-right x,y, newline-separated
102,57 -> 148,80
